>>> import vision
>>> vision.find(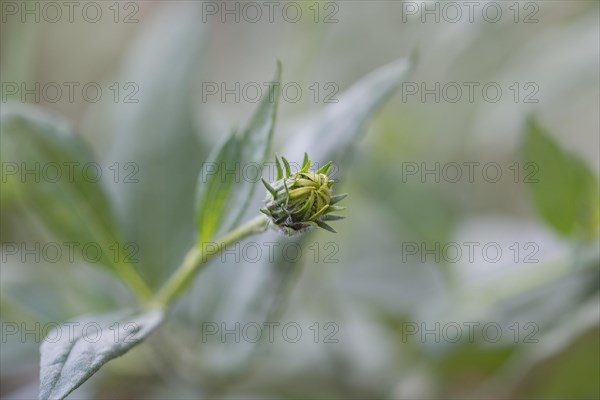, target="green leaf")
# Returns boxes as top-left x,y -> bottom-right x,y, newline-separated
314,219 -> 337,233
316,161 -> 333,175
301,152 -> 310,172
284,56 -> 415,177
1,106 -> 151,300
281,156 -> 291,178
275,153 -> 284,180
523,117 -> 599,239
39,309 -> 163,400
196,62 -> 281,244
1,107 -> 115,254
261,178 -> 278,198
330,193 -> 348,204
101,4 -> 207,286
